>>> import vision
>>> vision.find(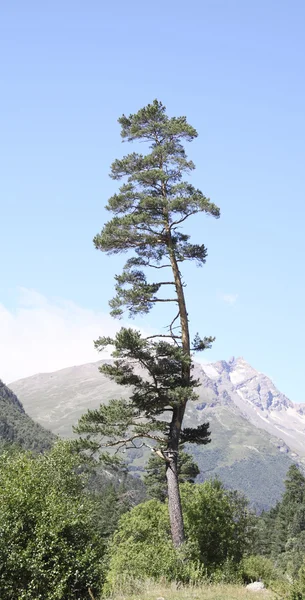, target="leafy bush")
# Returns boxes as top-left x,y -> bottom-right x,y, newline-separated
241,555 -> 277,585
104,499 -> 203,592
181,480 -> 254,567
240,555 -> 291,598
105,480 -> 254,591
289,561 -> 305,600
0,442 -> 104,599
